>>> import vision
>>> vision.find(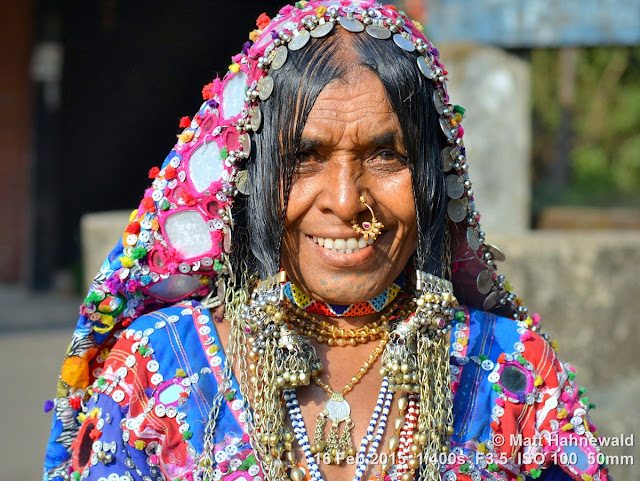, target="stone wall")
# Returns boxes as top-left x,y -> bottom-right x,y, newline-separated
439,44 -> 531,234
